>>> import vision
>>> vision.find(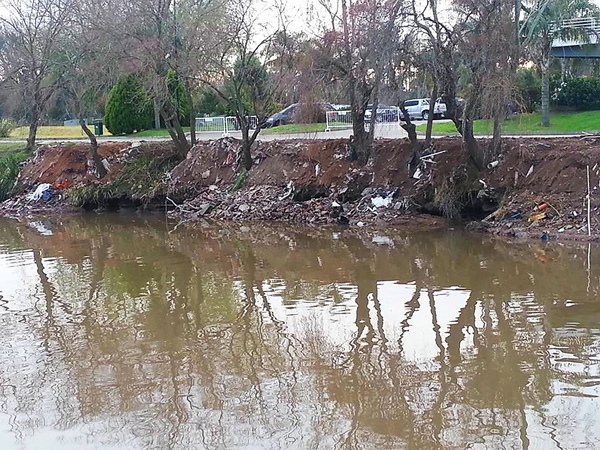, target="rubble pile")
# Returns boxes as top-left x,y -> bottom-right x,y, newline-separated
168,183 -> 432,228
